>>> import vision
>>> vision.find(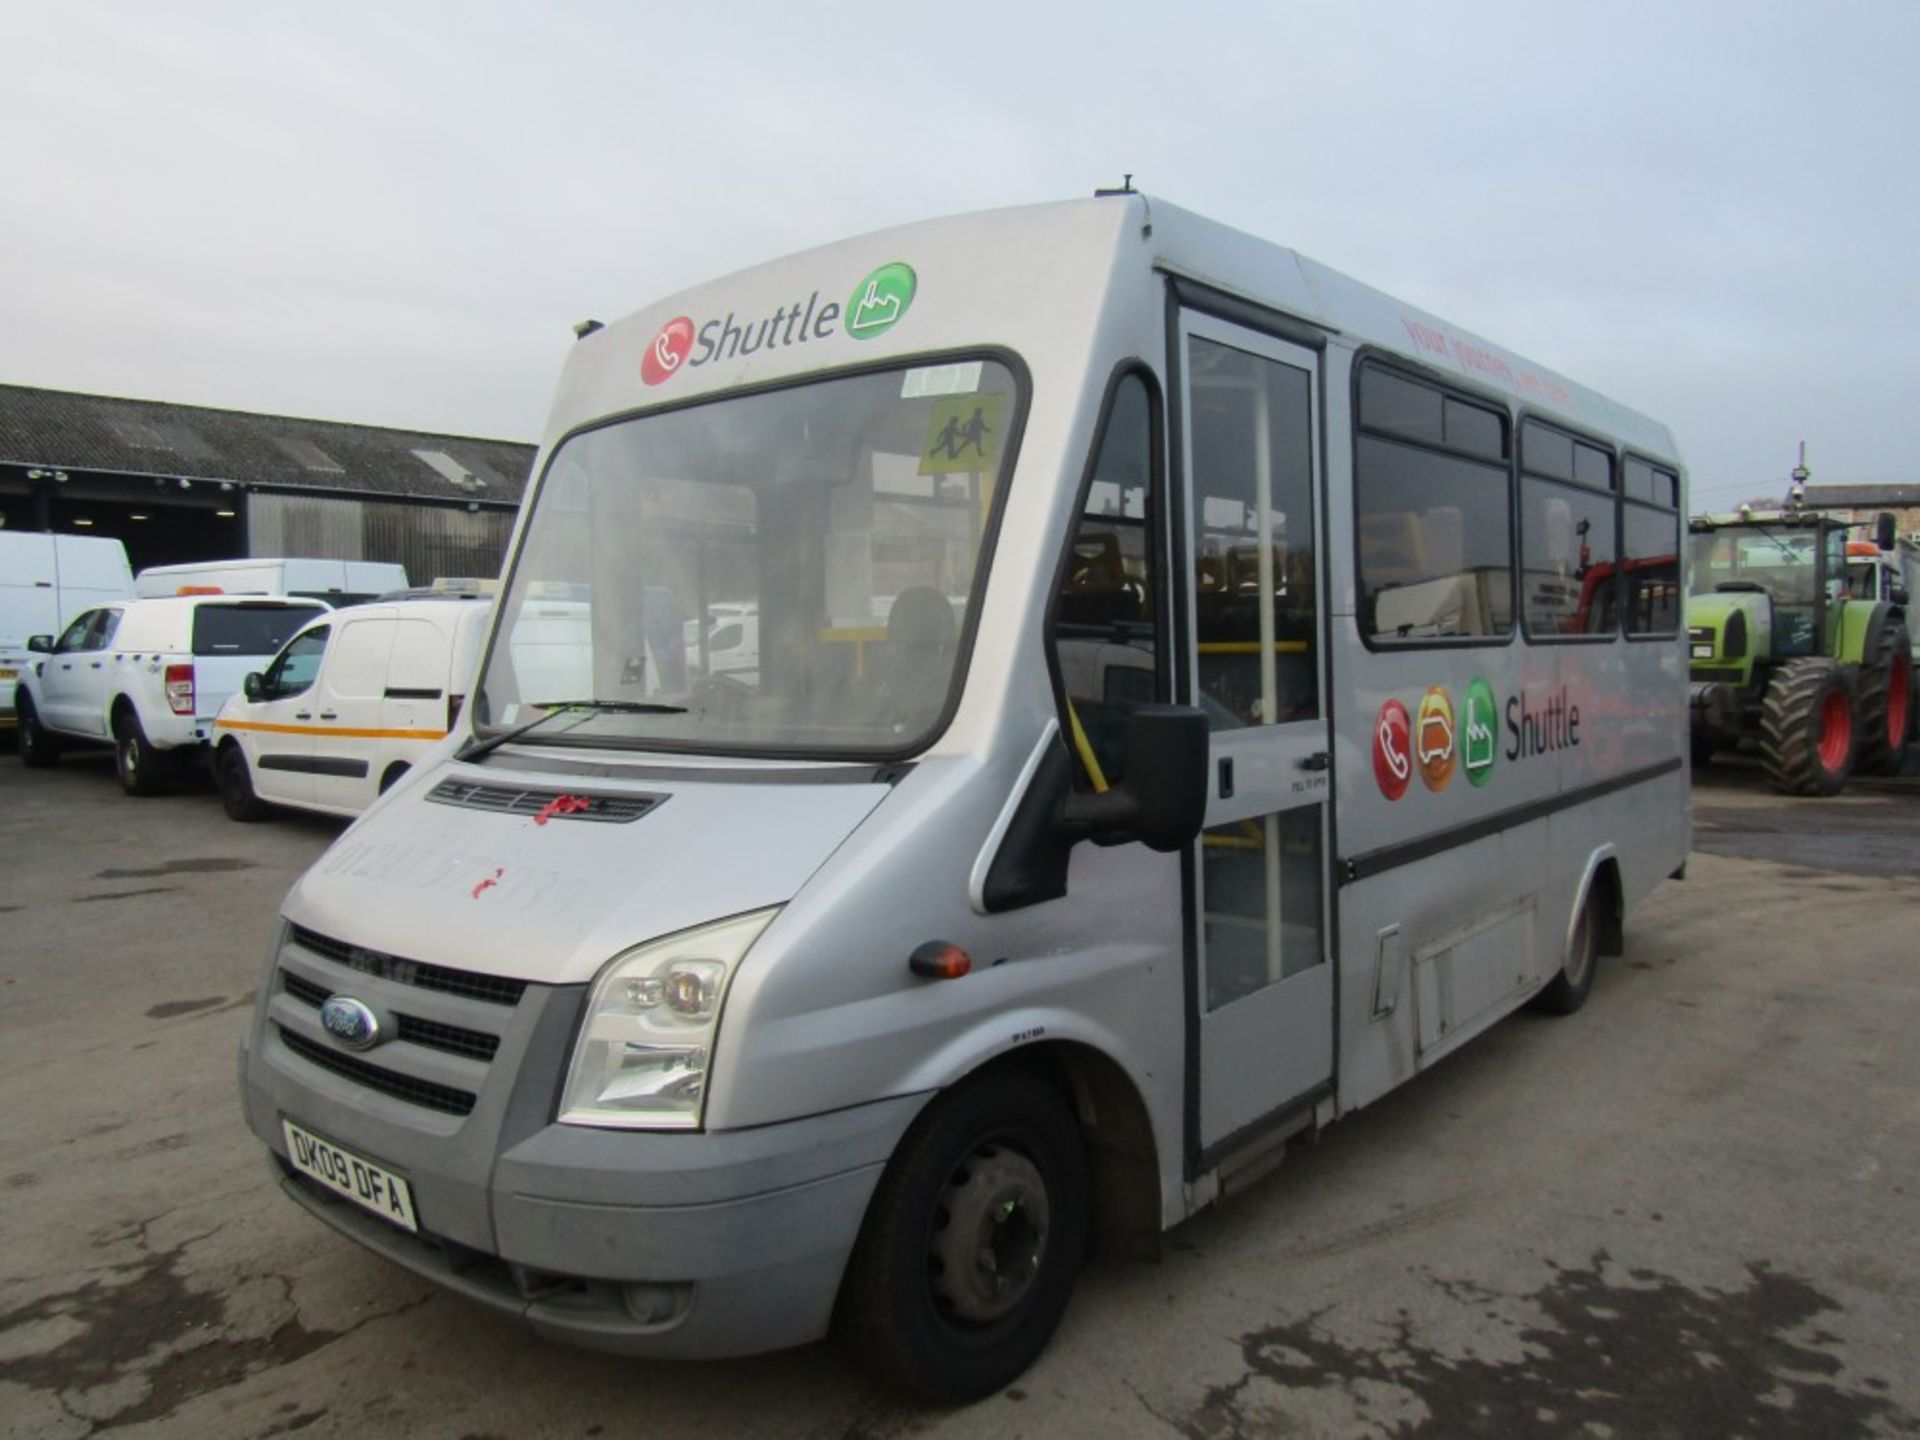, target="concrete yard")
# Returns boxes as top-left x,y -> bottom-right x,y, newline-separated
1,754 -> 1915,1438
